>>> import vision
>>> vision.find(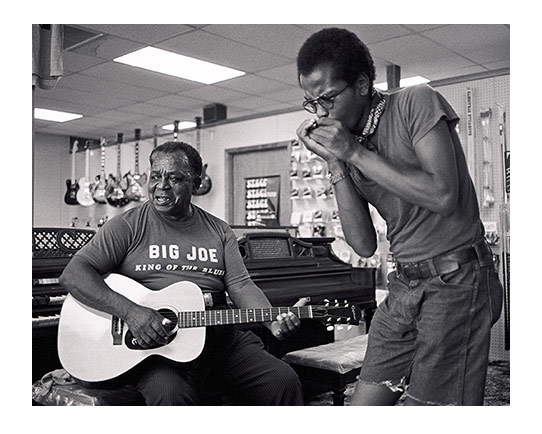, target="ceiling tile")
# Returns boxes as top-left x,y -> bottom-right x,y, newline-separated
369,34 -> 477,72
56,73 -> 168,102
68,33 -> 144,61
145,94 -> 208,110
255,63 -> 298,86
204,24 -> 312,59
74,24 -> 196,44
179,86 -> 252,105
421,24 -> 510,64
80,61 -> 201,93
297,24 -> 412,44
216,74 -> 289,95
156,29 -> 292,73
